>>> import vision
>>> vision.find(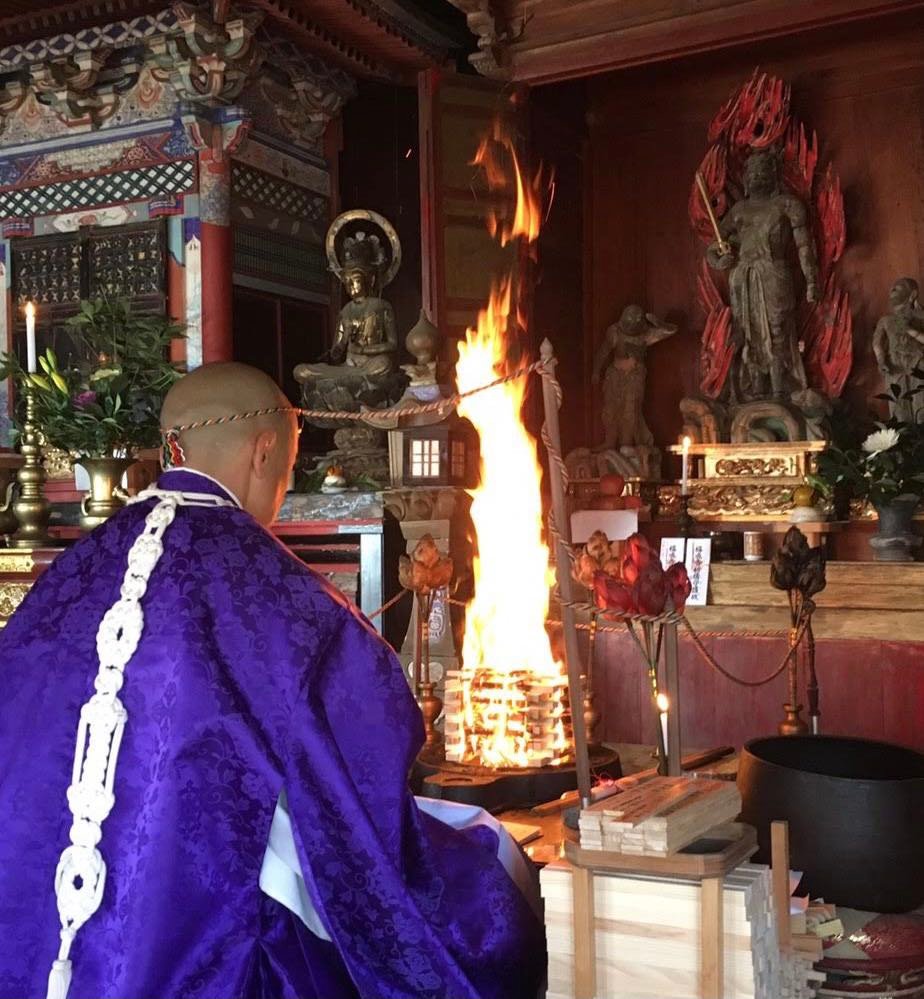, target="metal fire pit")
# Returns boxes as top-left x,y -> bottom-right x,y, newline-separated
414,744 -> 622,813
